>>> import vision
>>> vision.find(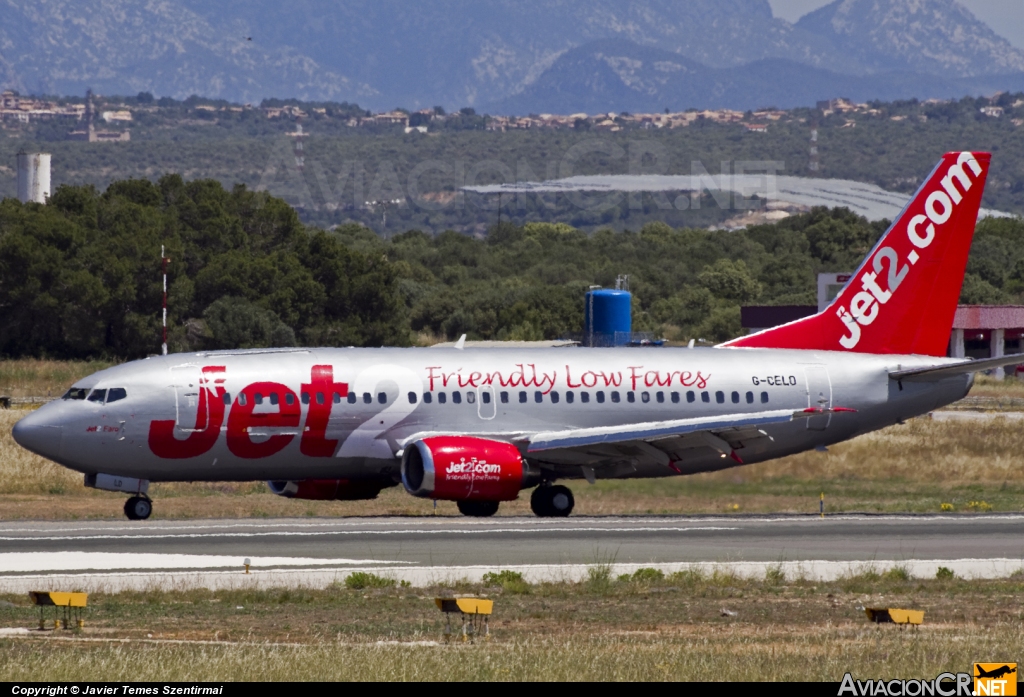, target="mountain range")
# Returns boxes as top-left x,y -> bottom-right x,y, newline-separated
0,0 -> 1022,114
